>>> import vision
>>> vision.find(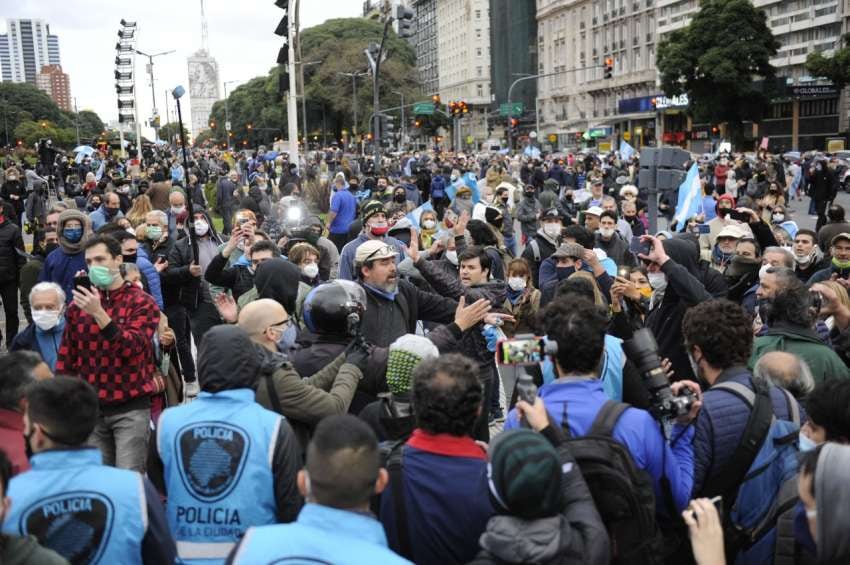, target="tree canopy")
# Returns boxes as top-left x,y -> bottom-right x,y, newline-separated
656,0 -> 779,146
208,17 -> 422,146
806,33 -> 850,90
